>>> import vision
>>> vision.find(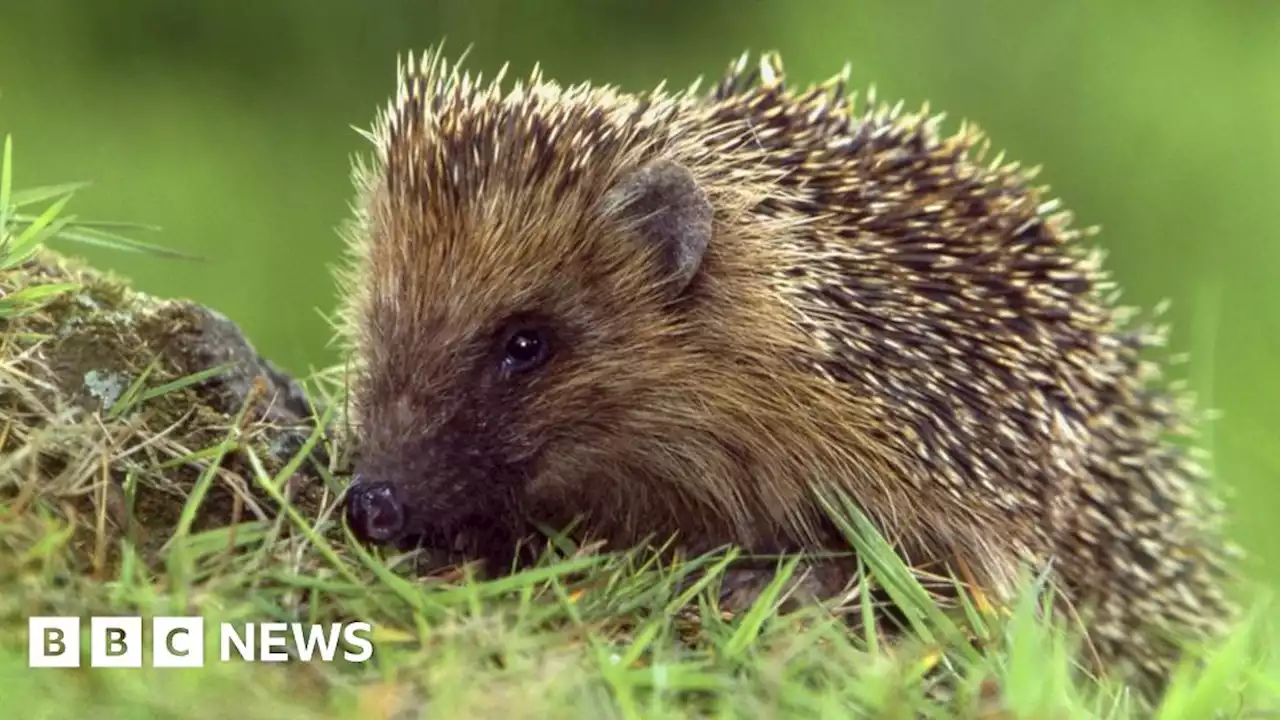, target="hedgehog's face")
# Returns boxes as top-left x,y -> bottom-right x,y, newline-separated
343,154 -> 716,568
345,305 -> 567,564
